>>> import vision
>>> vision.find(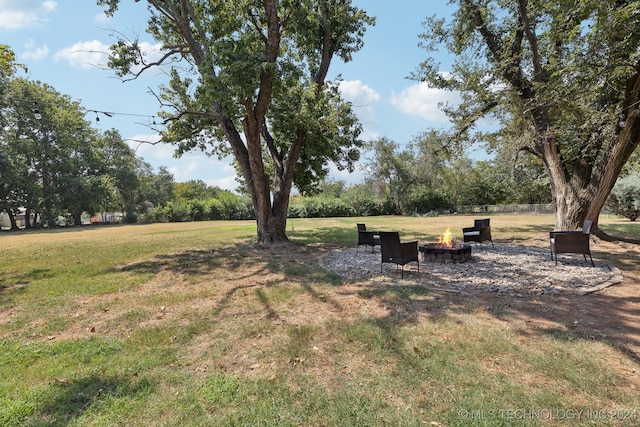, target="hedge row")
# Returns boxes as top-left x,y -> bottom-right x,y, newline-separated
140,198 -> 255,223
288,196 -> 395,218
140,192 -> 453,223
